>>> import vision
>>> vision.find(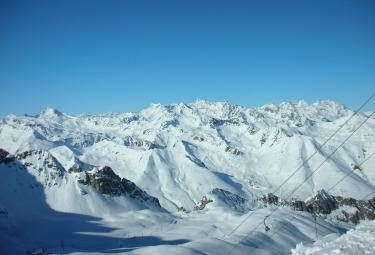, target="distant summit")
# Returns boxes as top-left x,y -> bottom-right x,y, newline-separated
39,107 -> 64,118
